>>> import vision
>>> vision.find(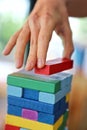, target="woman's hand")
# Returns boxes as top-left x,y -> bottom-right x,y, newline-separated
3,0 -> 74,70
